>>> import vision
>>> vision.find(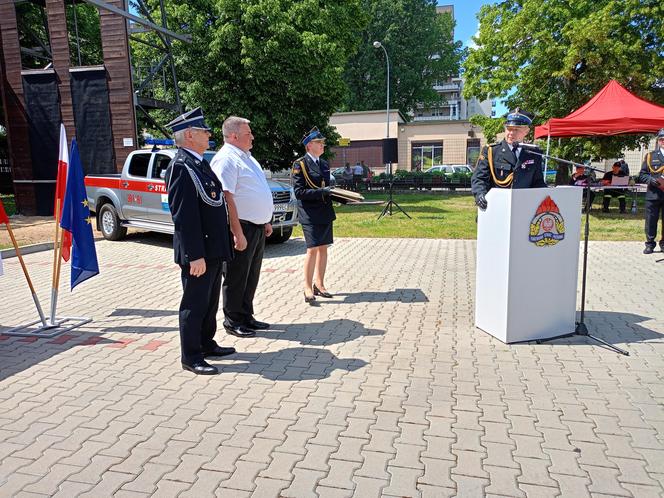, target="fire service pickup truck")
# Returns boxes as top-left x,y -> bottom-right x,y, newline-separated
84,149 -> 298,243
